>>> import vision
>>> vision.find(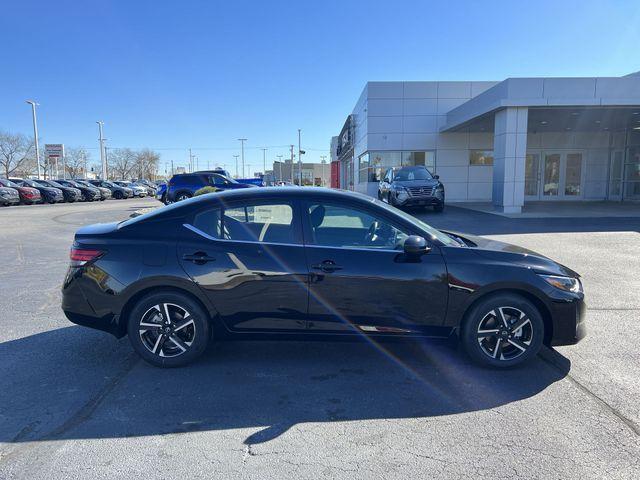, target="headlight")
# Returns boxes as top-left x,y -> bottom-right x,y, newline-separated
539,274 -> 582,293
